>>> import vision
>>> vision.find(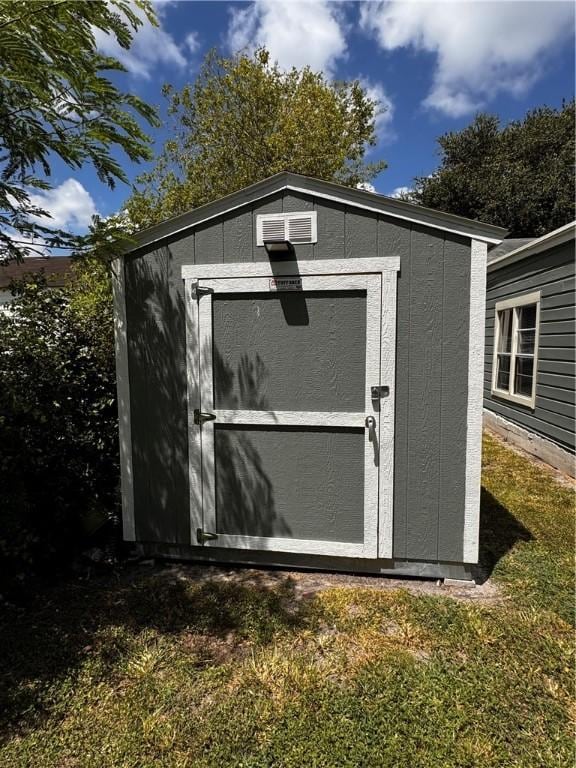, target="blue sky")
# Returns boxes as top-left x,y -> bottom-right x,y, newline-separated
38,0 -> 575,236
